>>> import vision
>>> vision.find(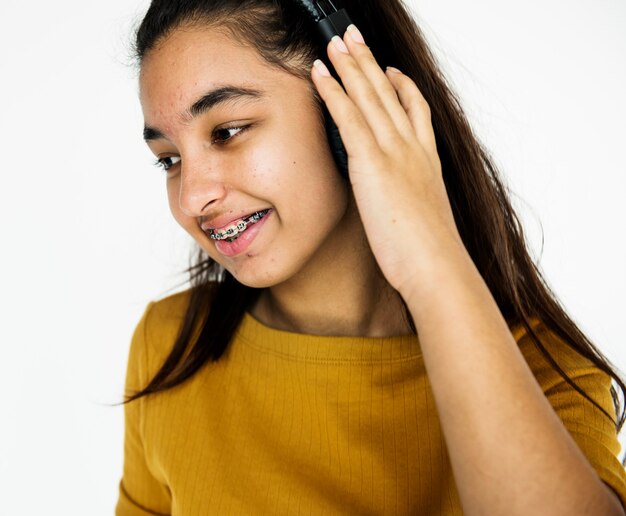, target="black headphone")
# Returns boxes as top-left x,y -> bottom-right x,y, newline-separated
293,0 -> 354,180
